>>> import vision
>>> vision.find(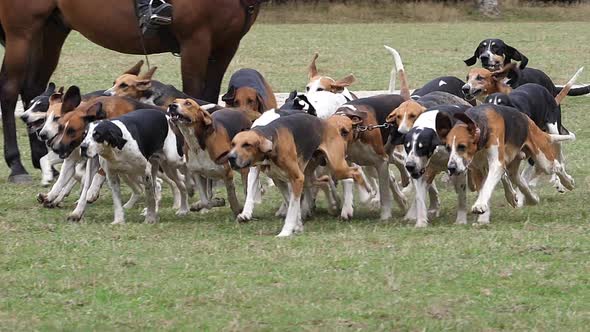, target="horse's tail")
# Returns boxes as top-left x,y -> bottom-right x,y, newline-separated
0,21 -> 6,47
